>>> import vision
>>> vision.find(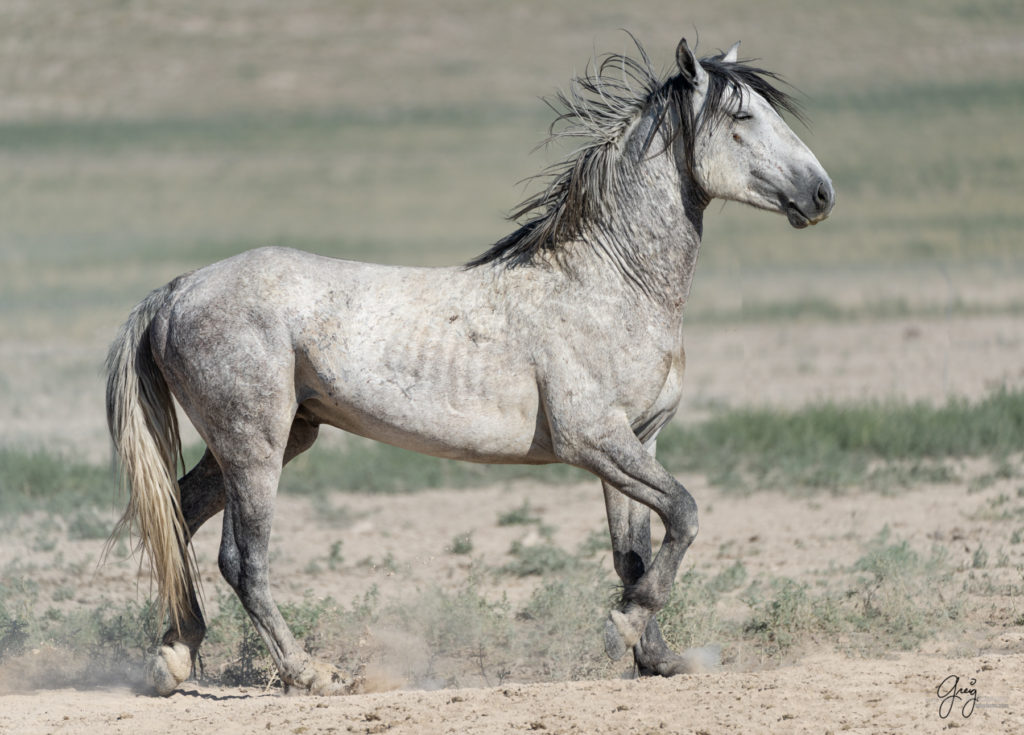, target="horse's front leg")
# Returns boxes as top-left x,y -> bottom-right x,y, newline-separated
602,439 -> 710,675
562,424 -> 698,664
